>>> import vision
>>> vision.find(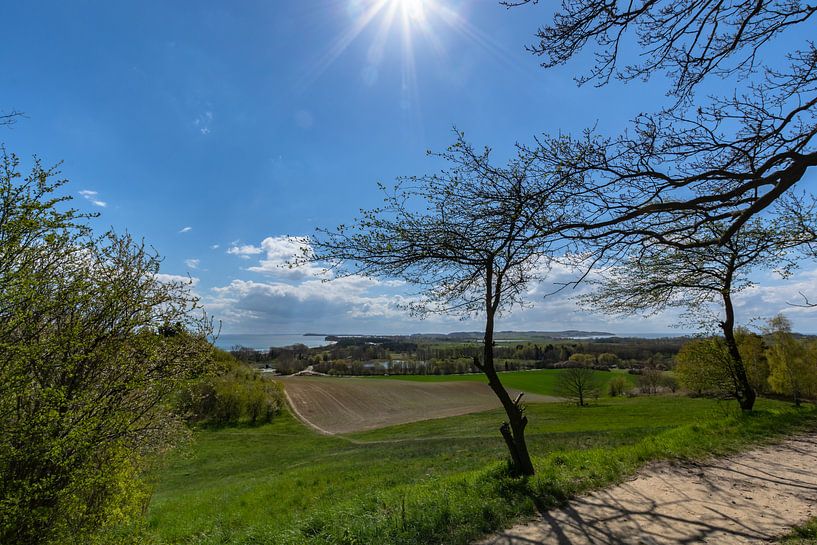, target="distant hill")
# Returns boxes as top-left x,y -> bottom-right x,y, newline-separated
411,331 -> 615,341
313,330 -> 616,343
